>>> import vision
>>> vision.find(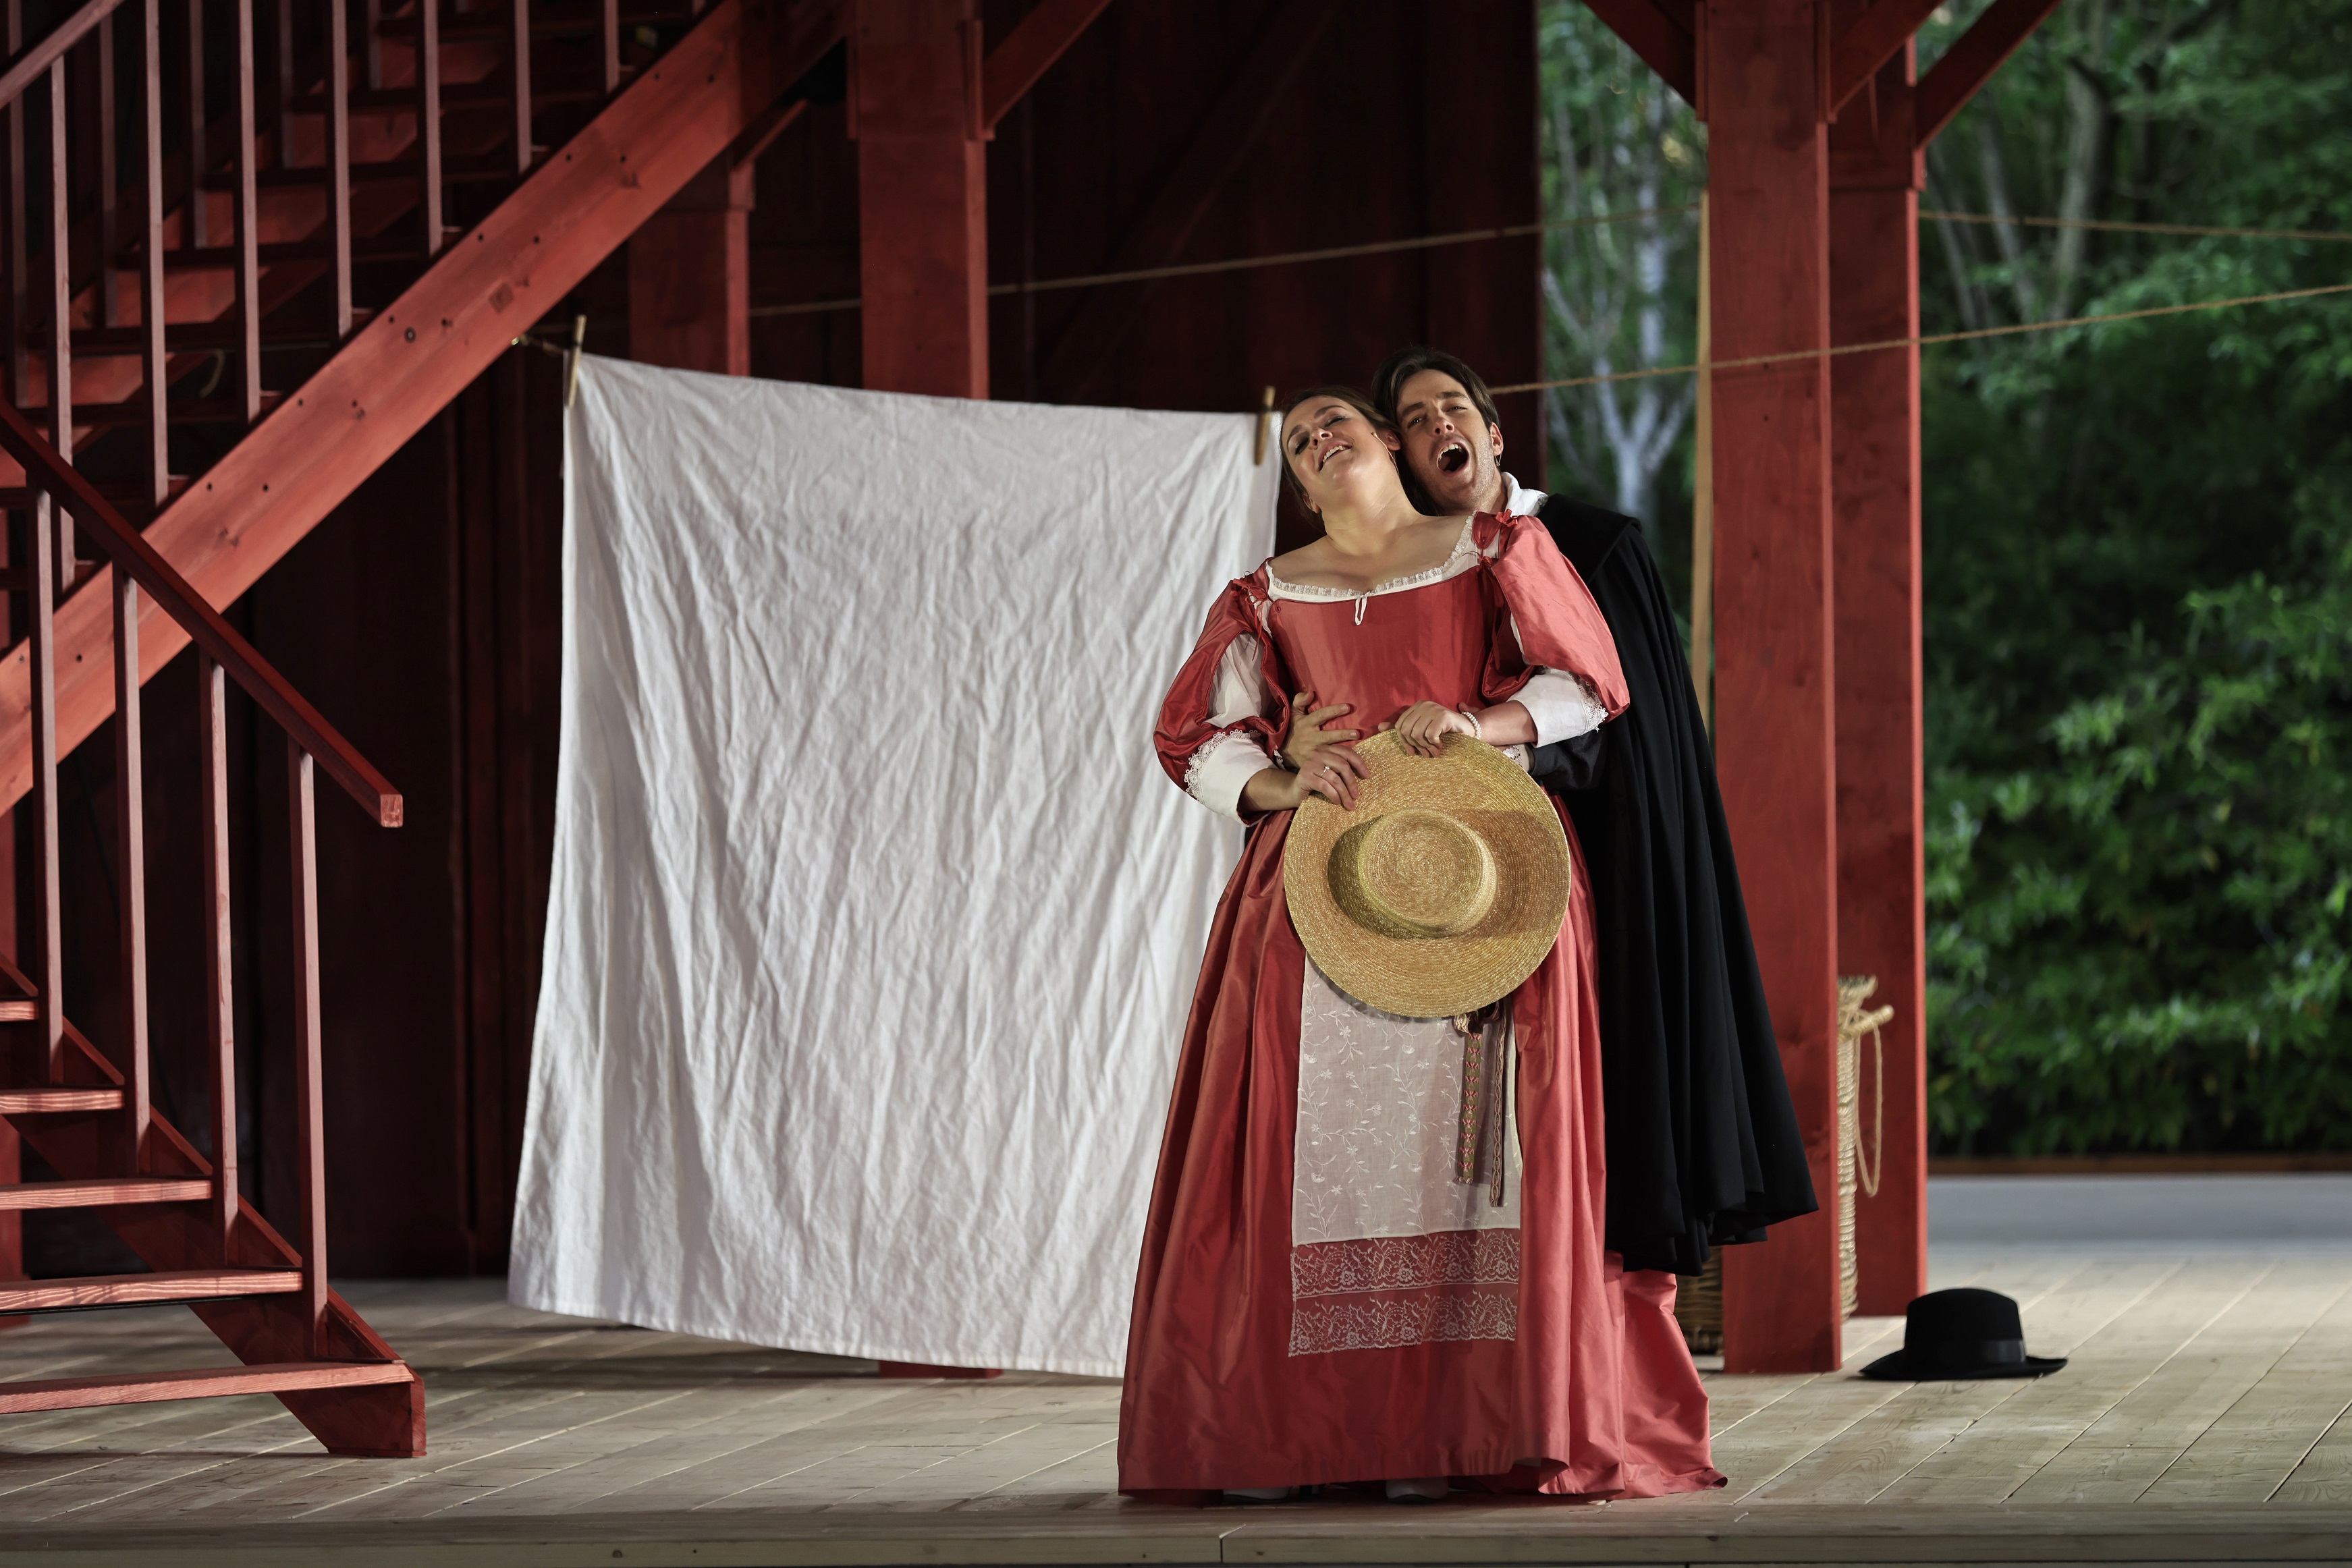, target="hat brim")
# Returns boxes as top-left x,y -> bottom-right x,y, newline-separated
1283,733 -> 1571,1019
1858,1349 -> 2067,1382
